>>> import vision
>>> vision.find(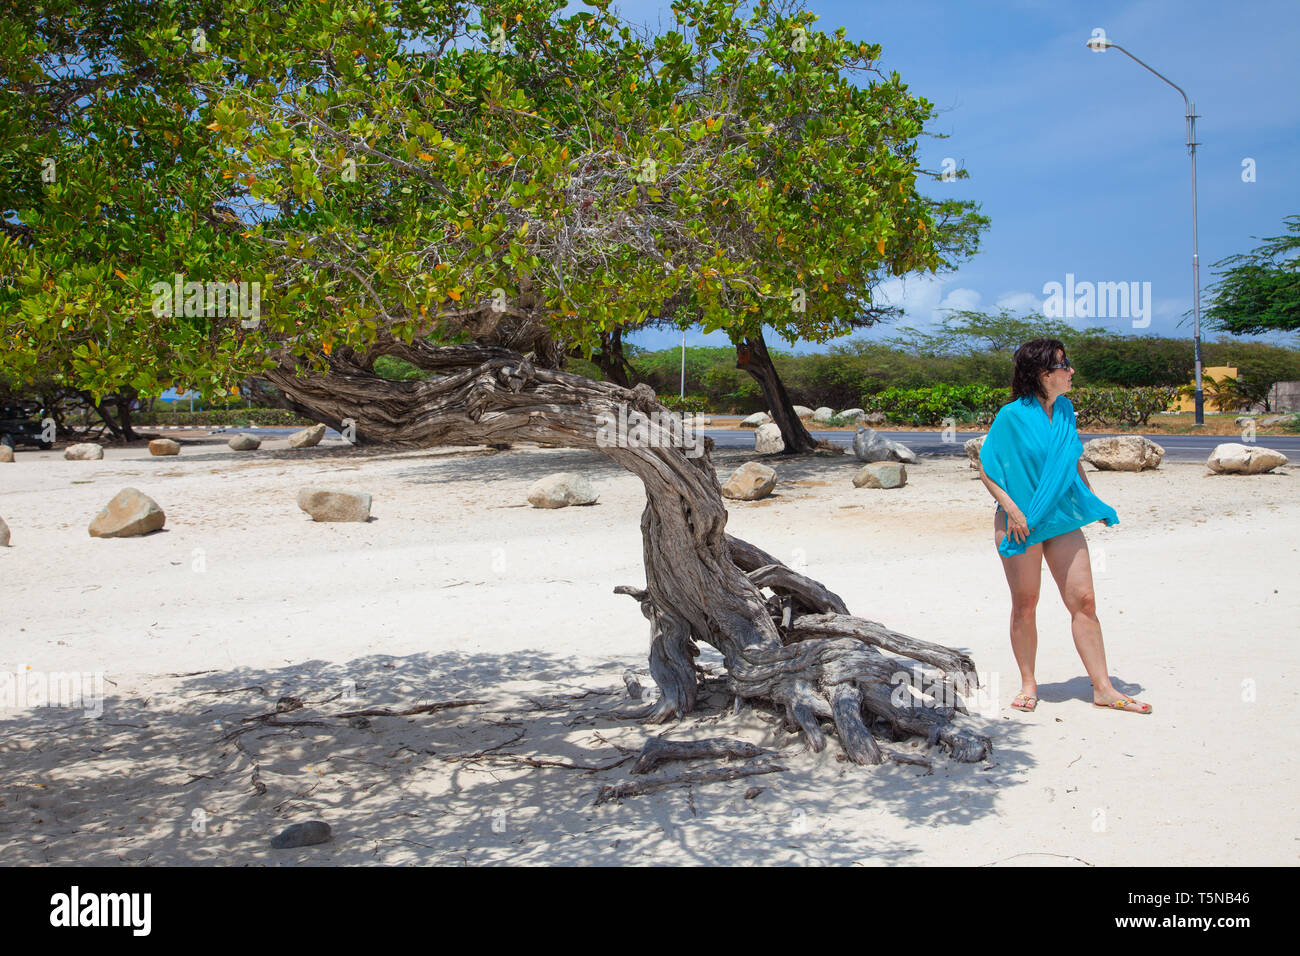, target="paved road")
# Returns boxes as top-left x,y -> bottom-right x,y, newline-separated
213,425 -> 1299,464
